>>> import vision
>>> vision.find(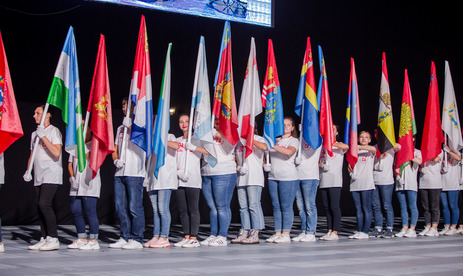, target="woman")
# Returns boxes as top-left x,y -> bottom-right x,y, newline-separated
348,131 -> 376,240
173,114 -> 209,248
265,117 -> 299,244
232,129 -> 267,244
200,118 -> 237,247
318,125 -> 348,241
24,105 -> 63,251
